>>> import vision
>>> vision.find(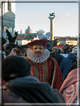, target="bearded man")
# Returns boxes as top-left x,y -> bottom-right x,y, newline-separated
25,39 -> 63,90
